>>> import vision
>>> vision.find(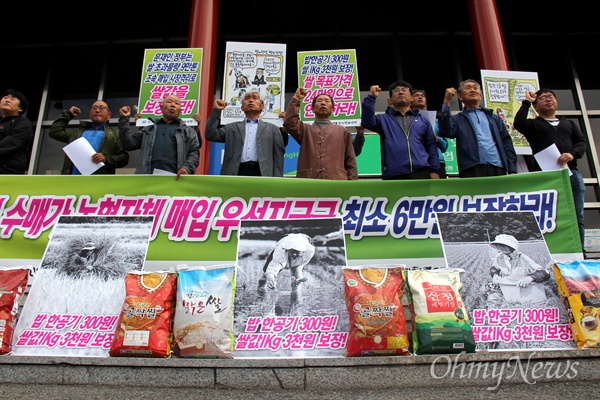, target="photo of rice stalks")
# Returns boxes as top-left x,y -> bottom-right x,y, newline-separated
12,215 -> 153,357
